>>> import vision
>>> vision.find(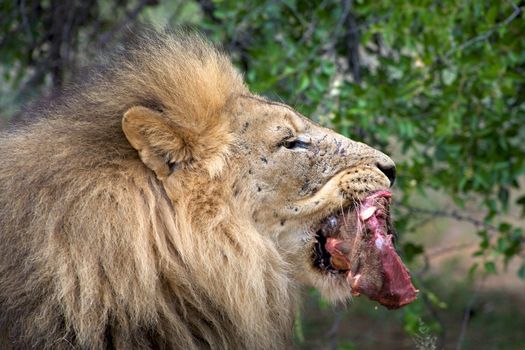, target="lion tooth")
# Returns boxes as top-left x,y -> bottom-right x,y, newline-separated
360,206 -> 377,221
